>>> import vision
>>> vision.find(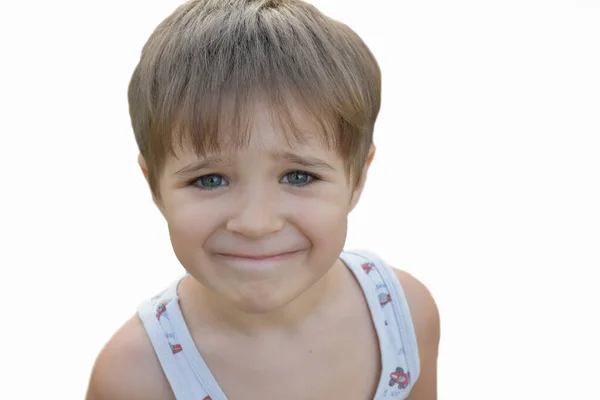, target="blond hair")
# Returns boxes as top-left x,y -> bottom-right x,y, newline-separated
128,0 -> 381,199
